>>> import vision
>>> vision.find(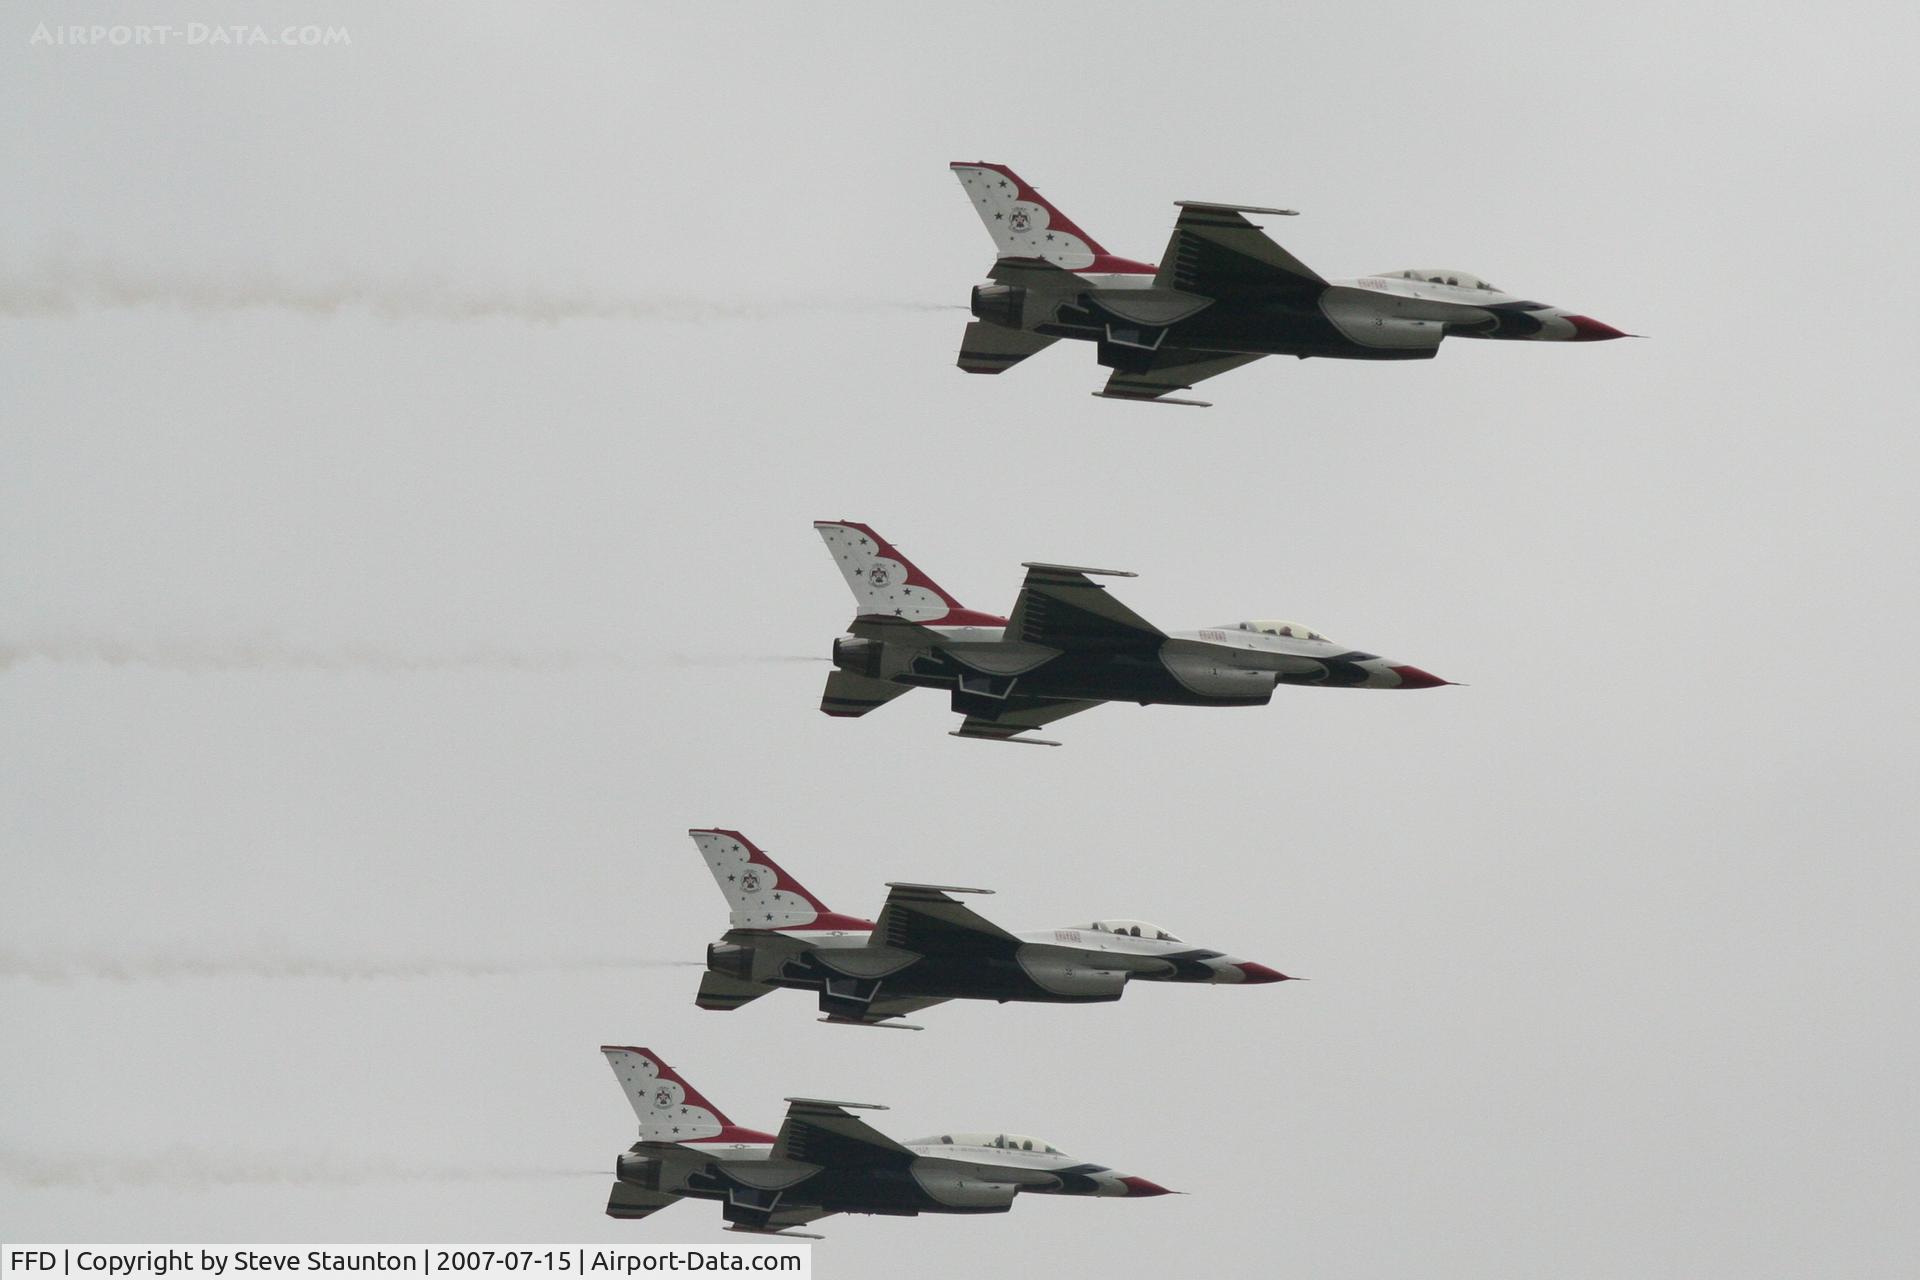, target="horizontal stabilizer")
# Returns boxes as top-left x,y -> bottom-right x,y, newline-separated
696,971 -> 773,1012
958,320 -> 1058,375
607,1181 -> 680,1221
821,669 -> 910,718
